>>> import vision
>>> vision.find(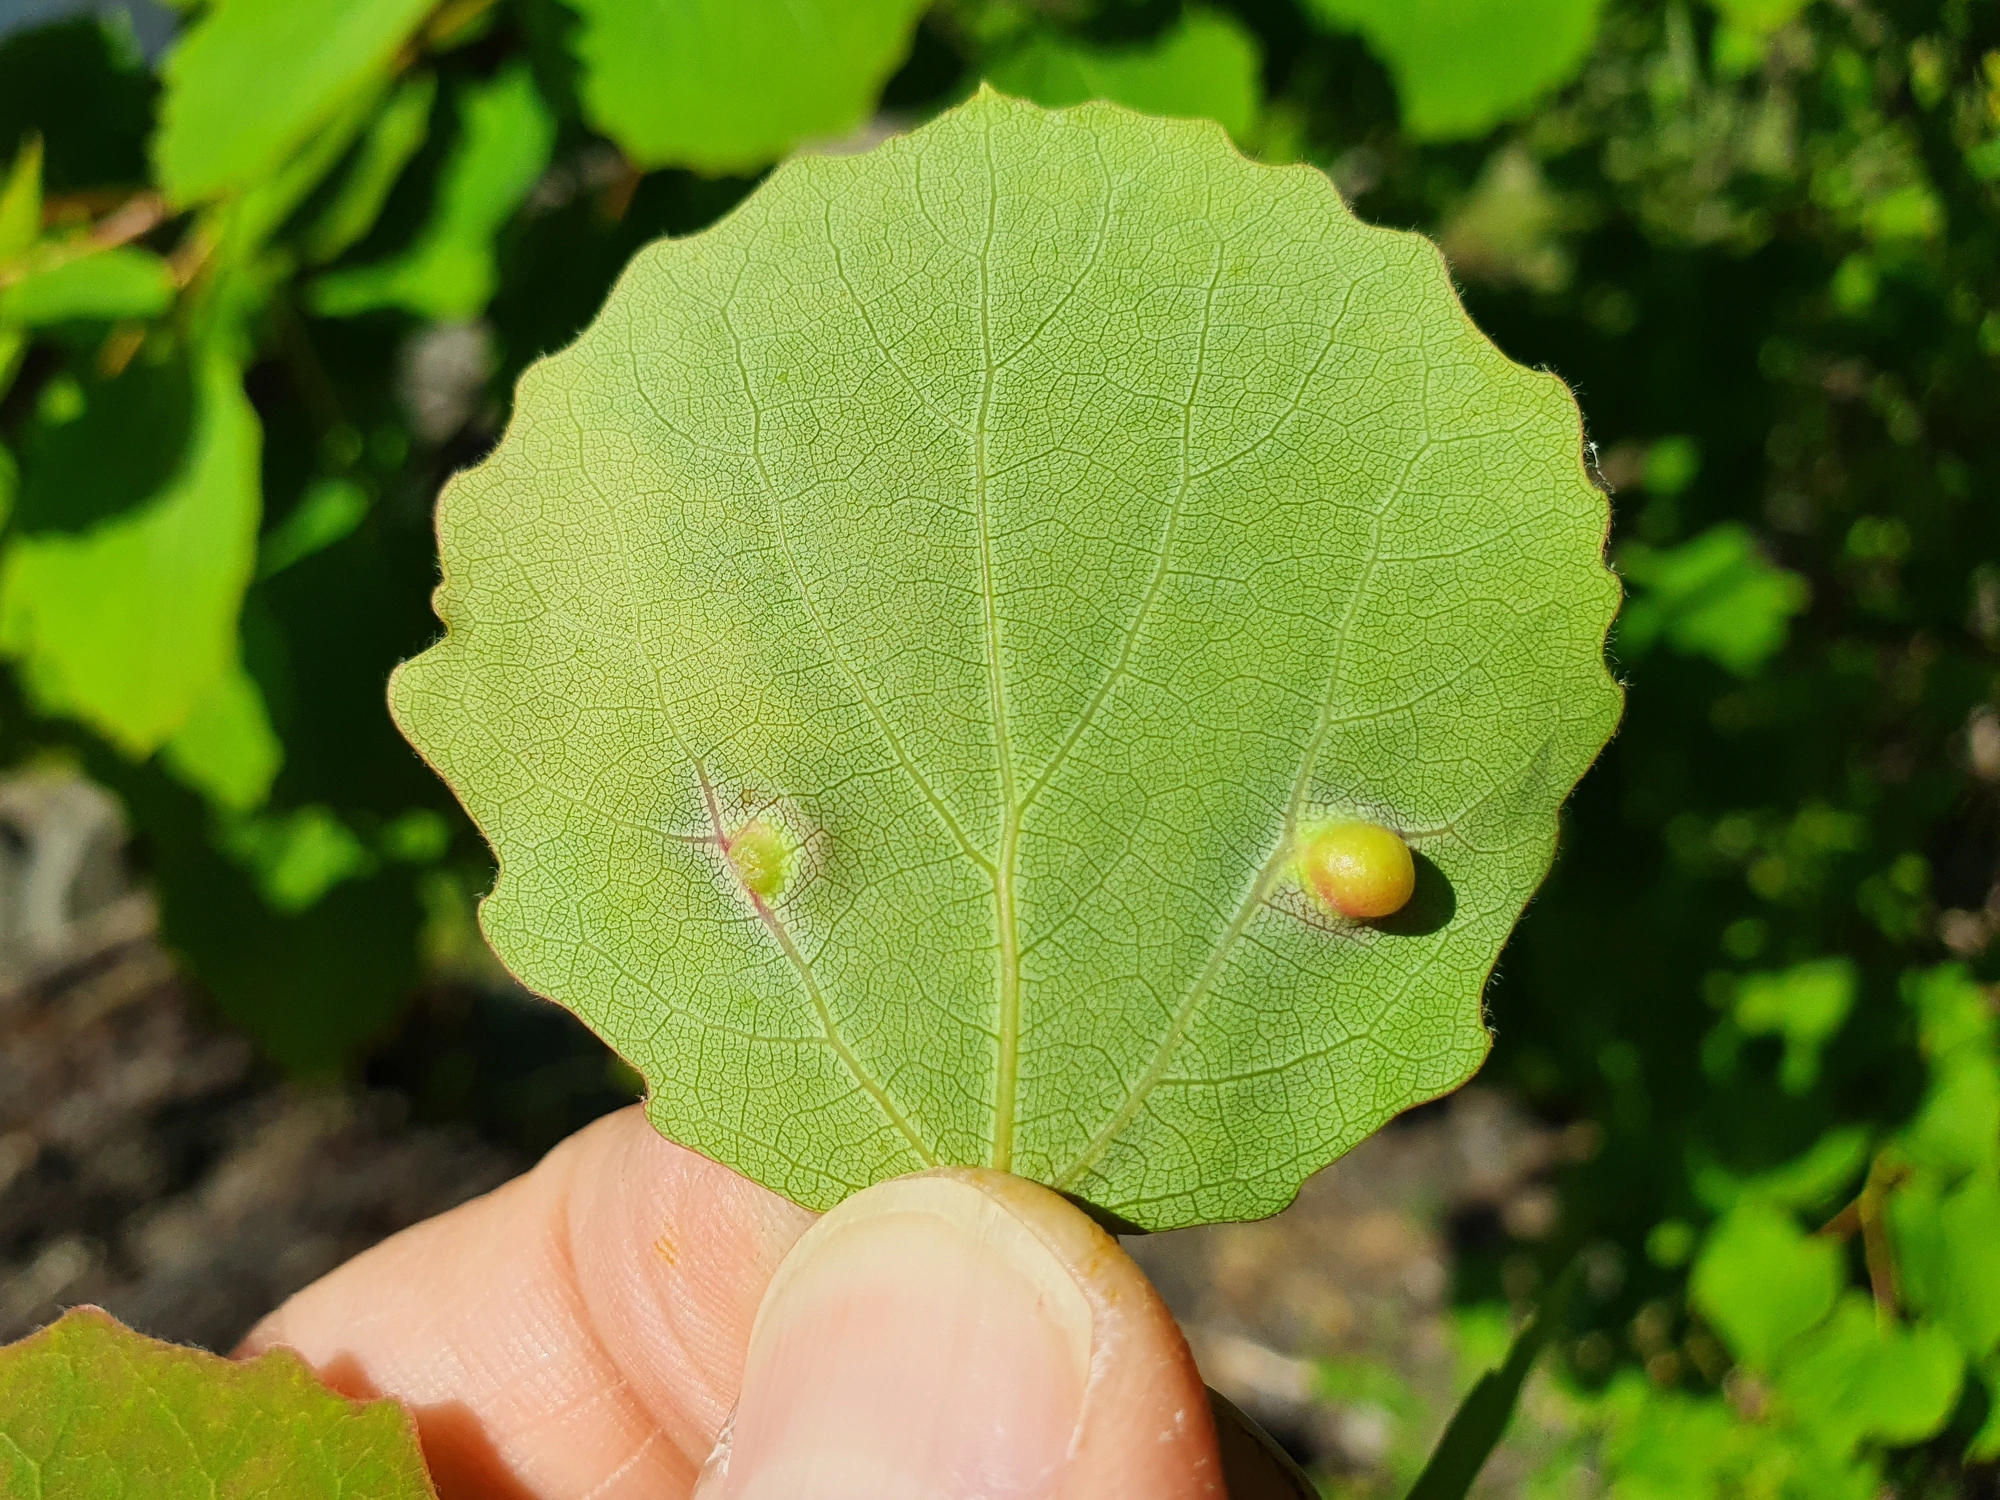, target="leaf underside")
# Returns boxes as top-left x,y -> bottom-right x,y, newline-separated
0,1307 -> 436,1499
393,90 -> 1620,1230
